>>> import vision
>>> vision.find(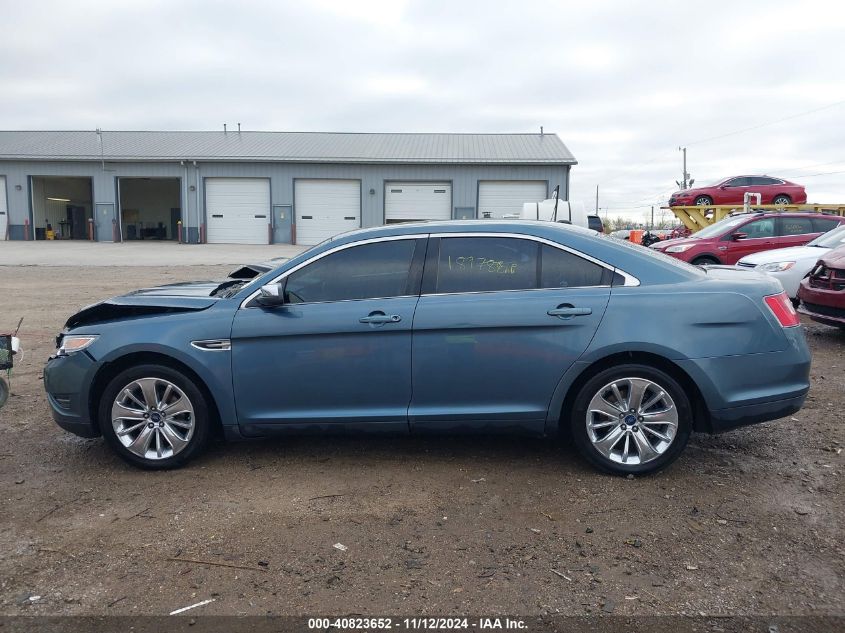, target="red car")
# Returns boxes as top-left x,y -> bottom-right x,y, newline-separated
798,244 -> 845,328
669,176 -> 807,207
650,212 -> 845,266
